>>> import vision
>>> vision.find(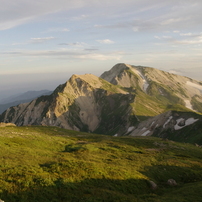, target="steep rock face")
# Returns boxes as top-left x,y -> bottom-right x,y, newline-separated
0,74 -> 137,135
101,63 -> 202,114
